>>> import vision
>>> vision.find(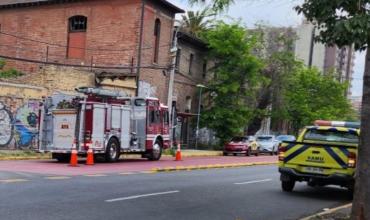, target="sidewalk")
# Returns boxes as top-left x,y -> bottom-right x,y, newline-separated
0,154 -> 277,176
301,204 -> 351,220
